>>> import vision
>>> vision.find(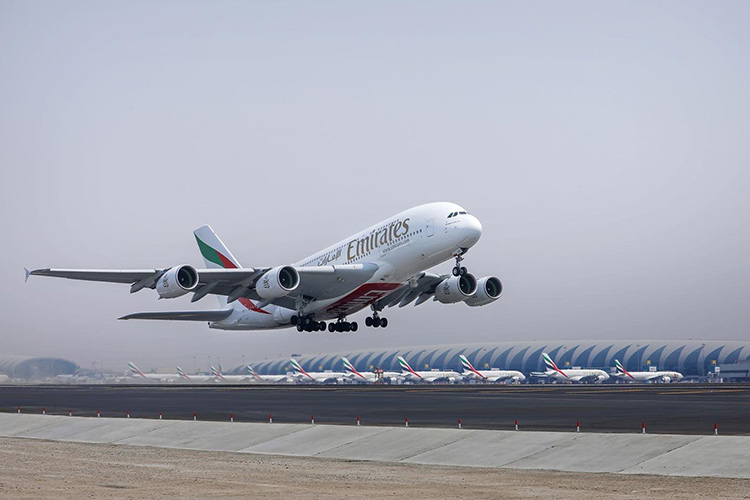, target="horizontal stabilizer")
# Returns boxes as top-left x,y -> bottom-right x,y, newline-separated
119,309 -> 233,321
